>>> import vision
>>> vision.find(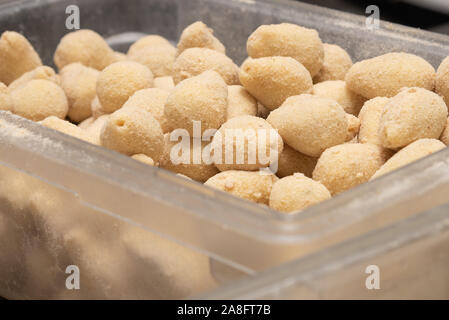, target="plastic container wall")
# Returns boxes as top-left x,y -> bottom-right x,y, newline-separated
201,203 -> 449,299
1,0 -> 449,299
